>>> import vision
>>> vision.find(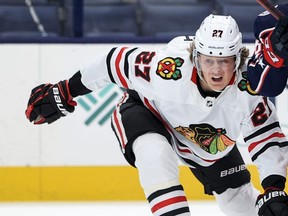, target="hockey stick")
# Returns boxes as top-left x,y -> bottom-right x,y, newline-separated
25,0 -> 48,37
256,0 -> 285,20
